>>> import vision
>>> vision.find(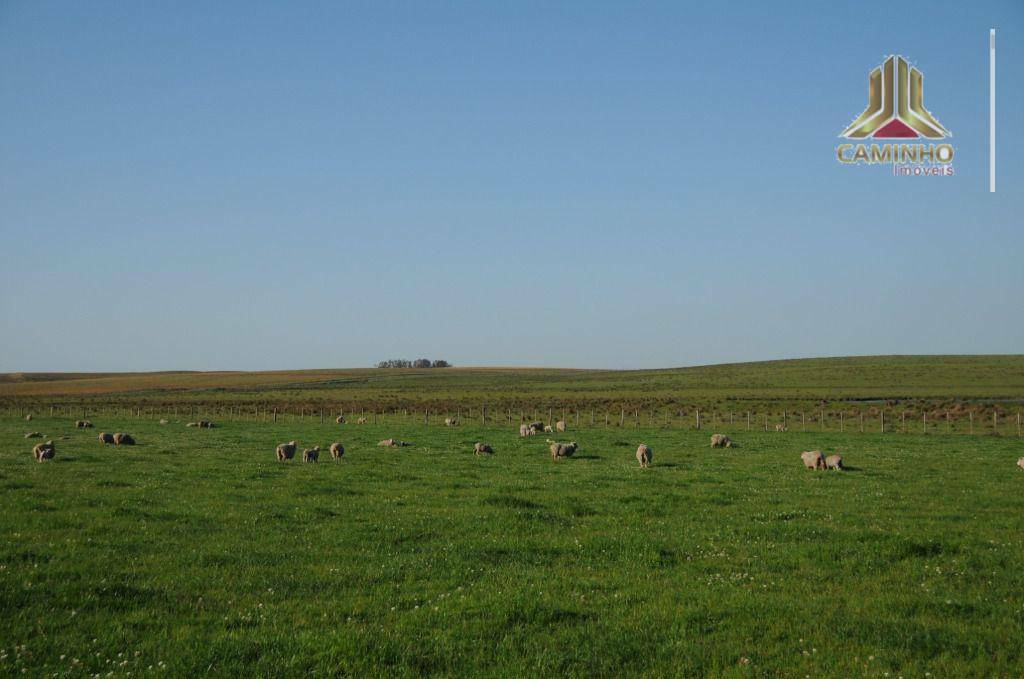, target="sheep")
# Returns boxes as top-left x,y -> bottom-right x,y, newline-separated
302,446 -> 320,463
825,454 -> 844,470
75,420 -> 93,429
519,424 -> 535,437
529,422 -> 544,433
474,442 -> 494,456
24,432 -> 43,439
158,419 -> 169,425
377,438 -> 410,448
330,442 -> 345,460
543,425 -> 554,433
548,439 -> 578,460
710,433 -> 732,448
1018,458 -> 1024,471
636,444 -> 652,468
98,432 -> 115,444
775,424 -> 787,432
32,440 -> 55,462
801,451 -> 826,470
276,441 -> 297,461
199,420 -> 215,428
24,414 -> 32,421
113,433 -> 135,446
357,417 -> 368,424
556,420 -> 567,432
335,415 -> 346,424
445,417 -> 459,427
186,422 -> 197,427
